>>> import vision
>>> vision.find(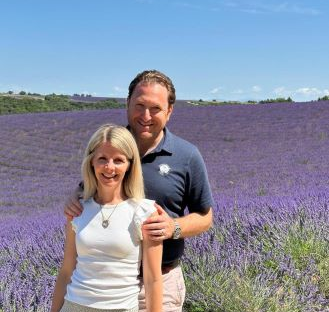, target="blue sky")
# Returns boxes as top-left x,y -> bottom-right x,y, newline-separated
1,0 -> 328,102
